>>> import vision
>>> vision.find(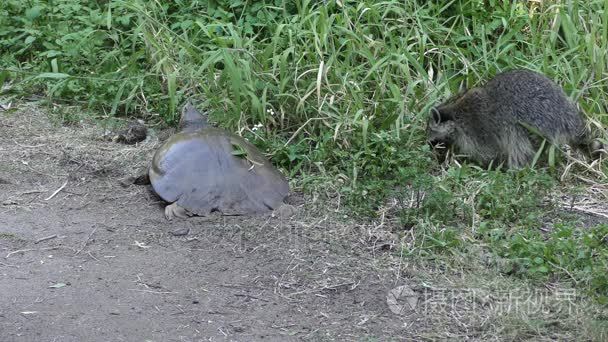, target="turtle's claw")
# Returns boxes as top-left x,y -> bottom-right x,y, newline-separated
164,202 -> 191,220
